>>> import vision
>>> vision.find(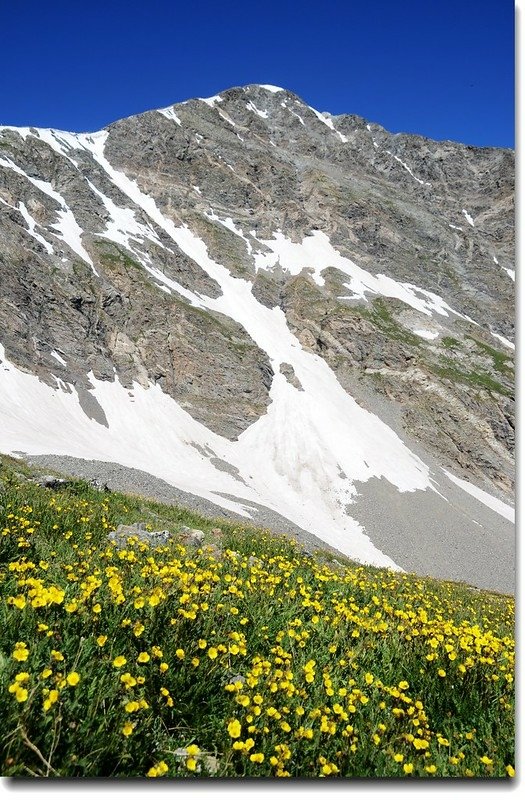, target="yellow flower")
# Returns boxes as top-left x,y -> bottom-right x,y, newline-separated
15,672 -> 30,683
186,745 -> 200,756
113,656 -> 127,668
403,763 -> 414,775
15,686 -> 29,703
186,758 -> 198,771
125,701 -> 140,713
207,647 -> 218,660
175,648 -> 185,659
393,754 -> 404,763
228,720 -> 241,739
506,765 -> 515,778
480,756 -> 493,766
51,650 -> 64,662
159,662 -> 169,672
43,689 -> 59,712
12,642 -> 29,661
66,672 -> 80,686
137,652 -> 150,663
147,760 -> 168,777
120,672 -> 137,688
96,635 -> 107,647
425,765 -> 437,774
250,753 -> 265,763
92,603 -> 102,614
122,722 -> 135,737
40,668 -> 53,679
320,762 -> 339,776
